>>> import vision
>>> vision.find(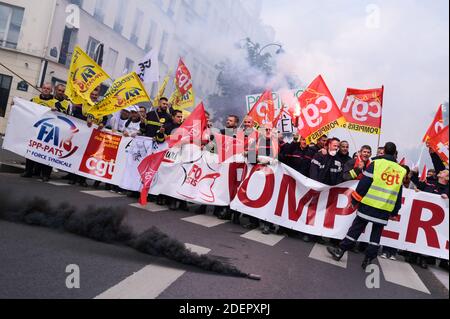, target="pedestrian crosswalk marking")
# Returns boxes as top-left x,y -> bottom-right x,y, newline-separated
47,181 -> 70,186
429,265 -> 449,291
308,243 -> 348,268
182,214 -> 229,228
129,202 -> 168,212
80,190 -> 126,198
377,257 -> 430,294
240,229 -> 285,247
94,243 -> 210,299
